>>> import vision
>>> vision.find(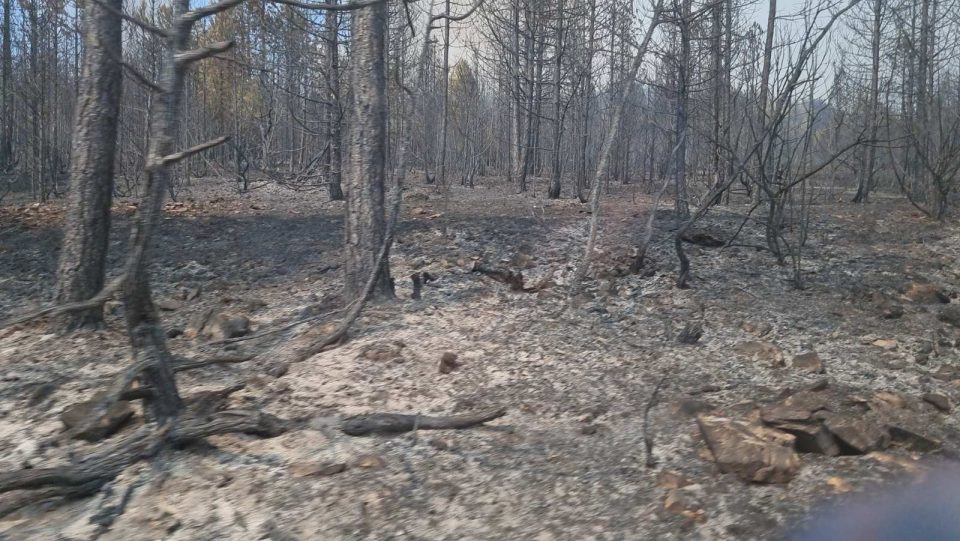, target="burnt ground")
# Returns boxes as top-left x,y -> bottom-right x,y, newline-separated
1,178 -> 959,540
